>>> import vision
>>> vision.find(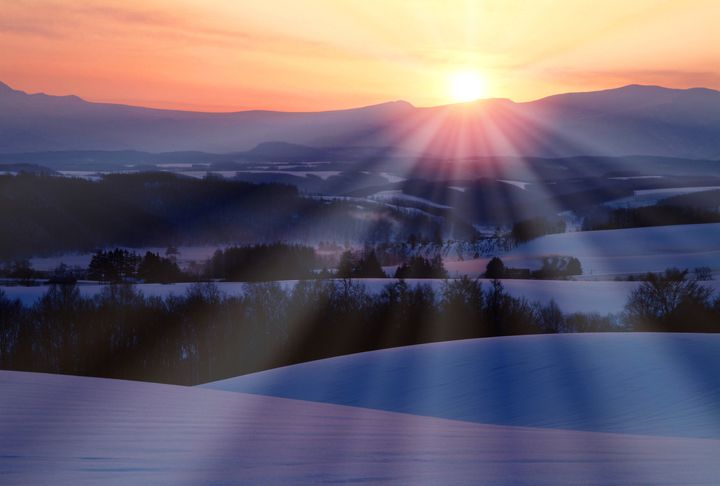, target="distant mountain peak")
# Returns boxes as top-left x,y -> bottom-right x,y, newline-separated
587,84 -> 719,97
617,83 -> 666,90
353,99 -> 414,112
0,81 -> 87,102
2,80 -> 720,158
619,83 -> 718,92
0,80 -> 20,95
374,99 -> 413,108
